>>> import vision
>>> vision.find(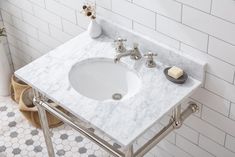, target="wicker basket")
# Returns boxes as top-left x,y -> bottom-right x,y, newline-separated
11,75 -> 29,103
19,87 -> 64,128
